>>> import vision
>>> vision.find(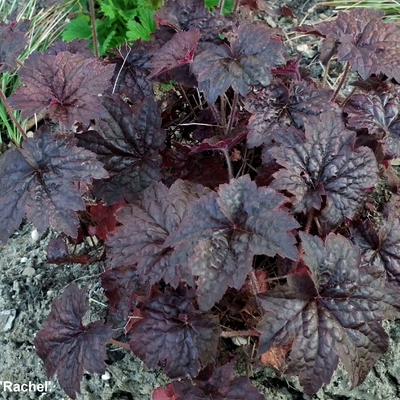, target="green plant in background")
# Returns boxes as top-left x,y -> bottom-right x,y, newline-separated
324,0 -> 400,22
62,0 -> 236,56
63,0 -> 163,55
0,0 -> 77,145
205,0 -> 235,15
